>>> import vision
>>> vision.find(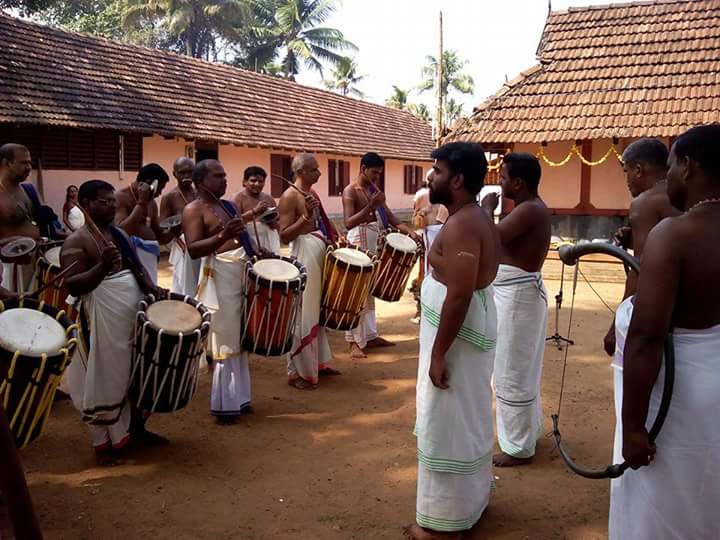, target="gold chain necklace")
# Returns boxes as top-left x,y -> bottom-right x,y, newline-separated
688,198 -> 720,213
